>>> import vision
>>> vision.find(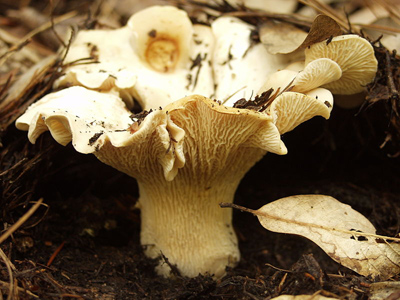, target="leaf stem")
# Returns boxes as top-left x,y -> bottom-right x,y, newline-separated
219,202 -> 257,214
